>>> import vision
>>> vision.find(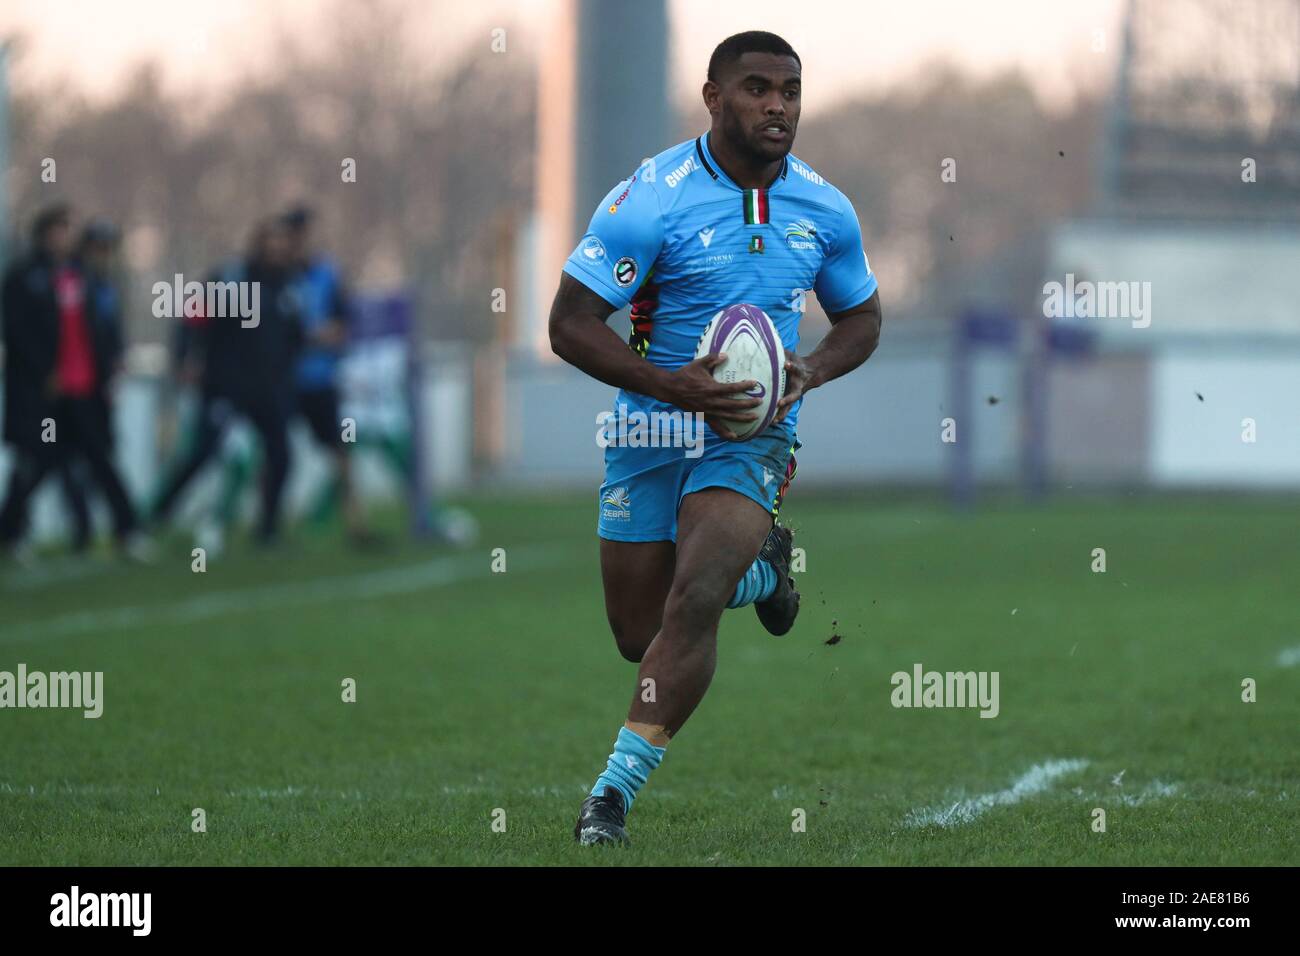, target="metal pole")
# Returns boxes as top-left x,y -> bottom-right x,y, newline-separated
0,41 -> 11,266
950,314 -> 974,511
